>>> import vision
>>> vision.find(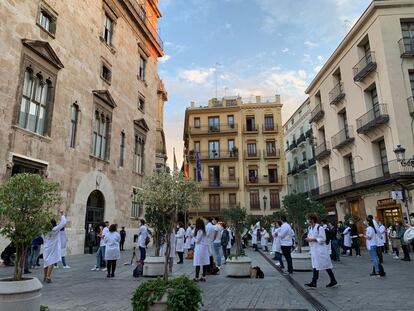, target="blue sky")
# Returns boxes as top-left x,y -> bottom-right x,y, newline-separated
158,0 -> 372,168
